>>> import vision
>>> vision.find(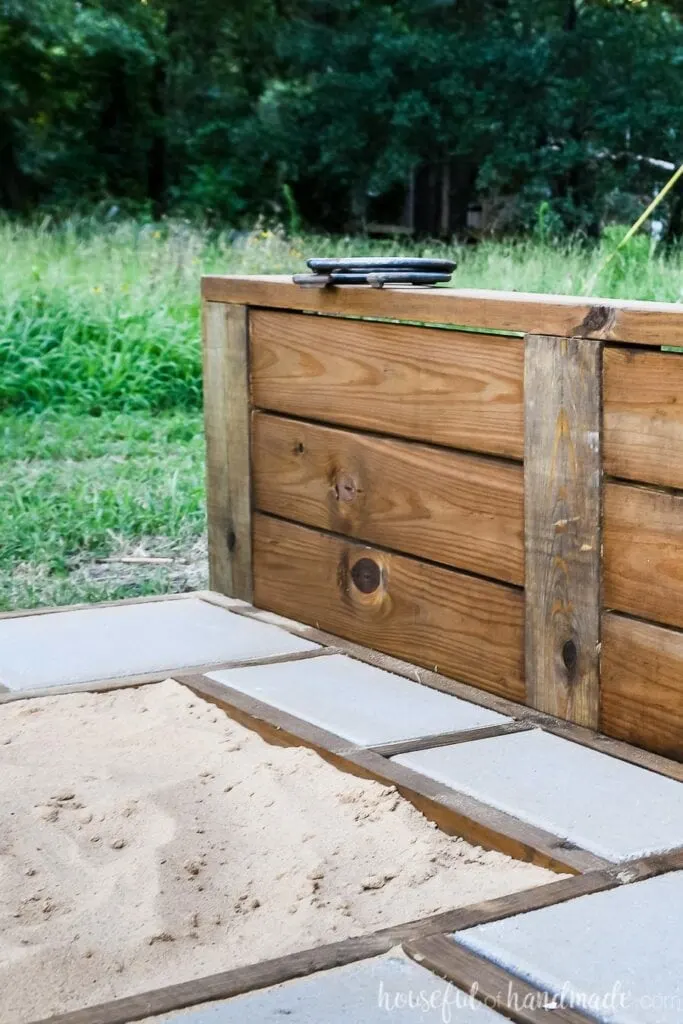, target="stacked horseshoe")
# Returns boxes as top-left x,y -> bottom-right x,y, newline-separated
293,256 -> 456,289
